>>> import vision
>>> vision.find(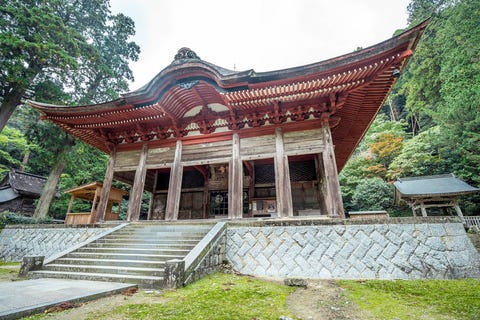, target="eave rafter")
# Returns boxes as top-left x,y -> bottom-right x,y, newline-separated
27,20 -> 428,166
